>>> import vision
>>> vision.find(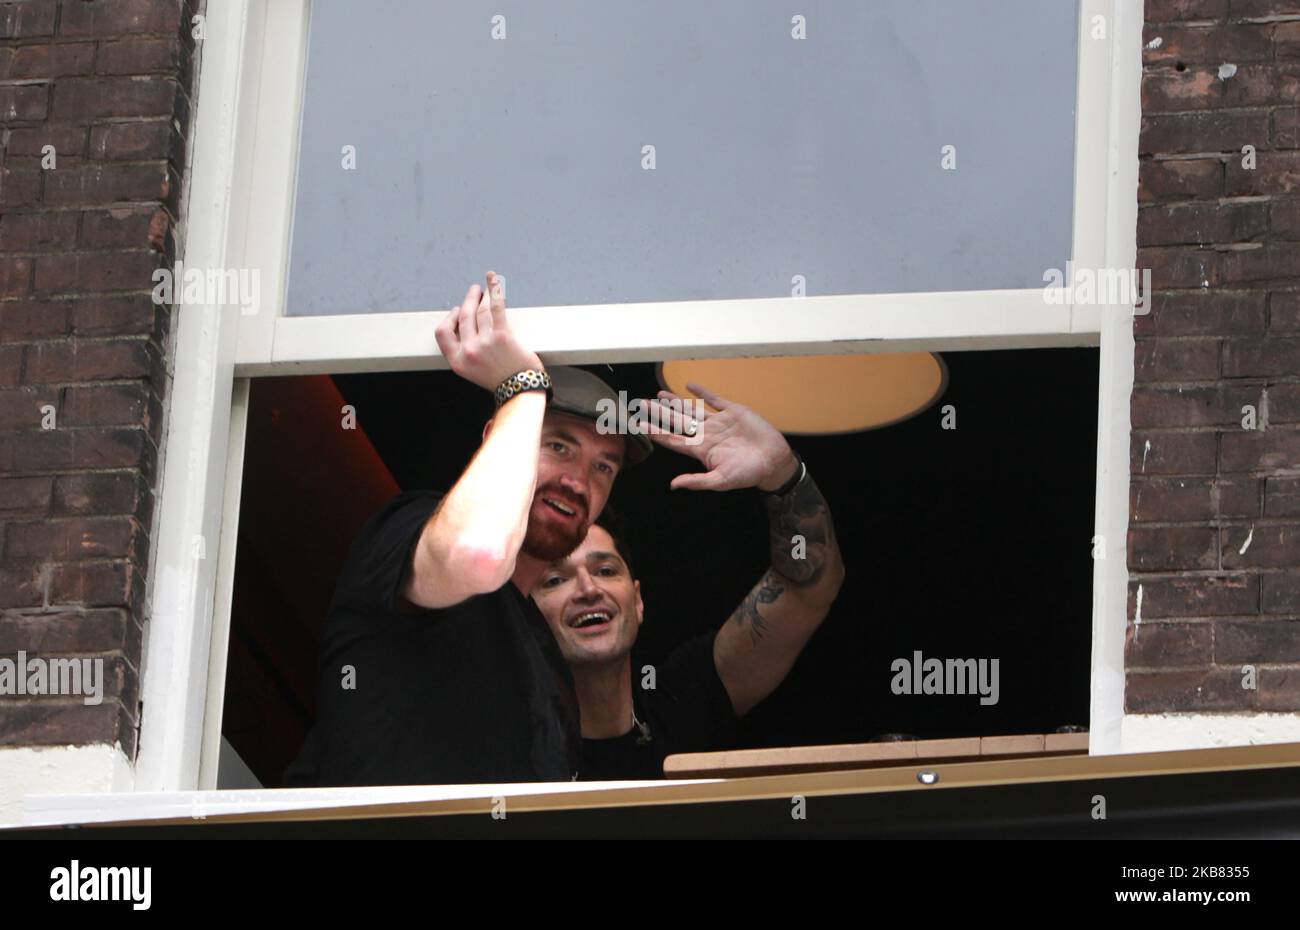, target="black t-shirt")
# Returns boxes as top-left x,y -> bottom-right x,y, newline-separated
579,631 -> 738,781
283,490 -> 581,786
